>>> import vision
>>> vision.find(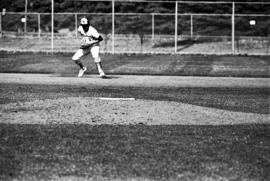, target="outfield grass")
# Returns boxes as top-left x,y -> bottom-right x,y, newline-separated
0,51 -> 269,77
1,124 -> 270,181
